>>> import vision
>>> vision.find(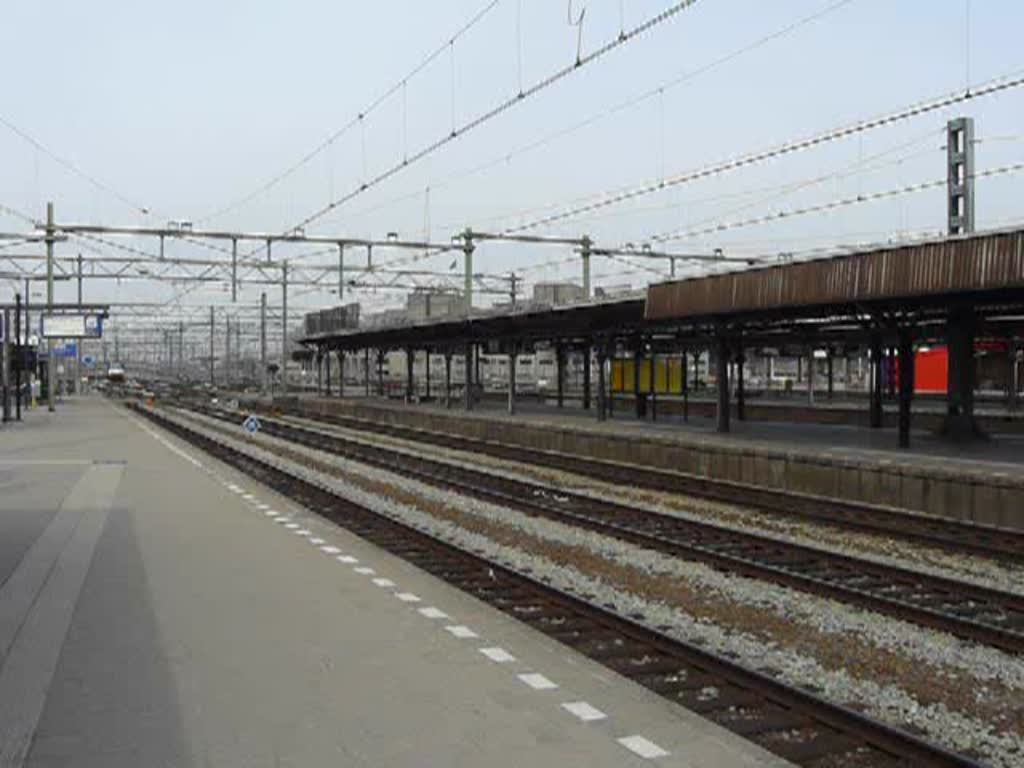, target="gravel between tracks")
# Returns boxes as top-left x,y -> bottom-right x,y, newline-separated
276,411 -> 1024,598
169,407 -> 1024,767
